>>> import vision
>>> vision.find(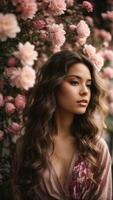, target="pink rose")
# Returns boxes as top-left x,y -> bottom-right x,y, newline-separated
11,66 -> 36,90
7,56 -> 17,67
76,20 -> 90,39
49,0 -> 66,16
83,44 -> 96,57
66,0 -> 74,7
0,13 -> 20,41
49,23 -> 66,48
82,1 -> 93,13
15,94 -> 26,110
5,96 -> 14,102
102,67 -> 113,79
91,53 -> 104,71
33,19 -> 46,29
7,122 -> 21,134
0,93 -> 4,107
21,1 -> 37,20
5,102 -> 16,114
